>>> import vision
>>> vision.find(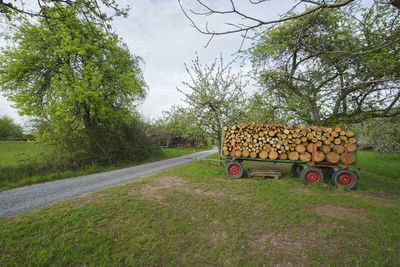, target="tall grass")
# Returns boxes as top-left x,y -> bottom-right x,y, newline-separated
357,151 -> 400,180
